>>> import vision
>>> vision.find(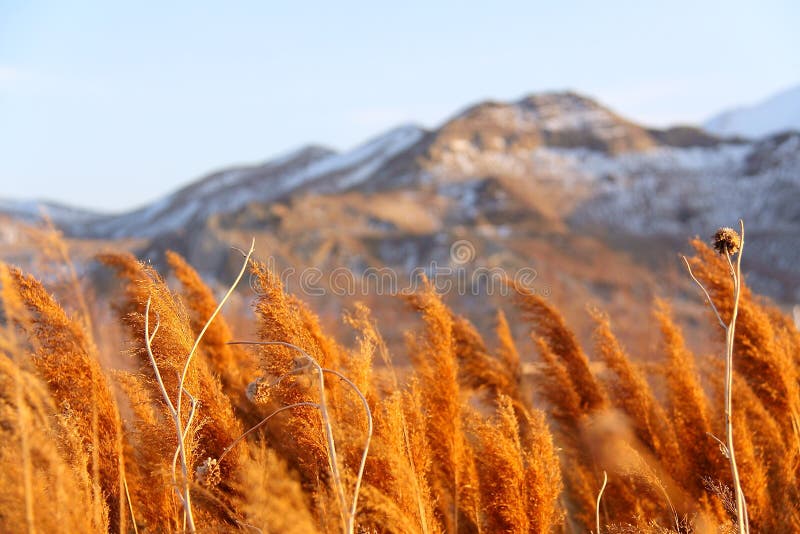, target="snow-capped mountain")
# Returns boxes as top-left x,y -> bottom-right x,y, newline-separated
3,91 -> 799,305
0,198 -> 103,226
705,84 -> 800,138
25,125 -> 425,240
